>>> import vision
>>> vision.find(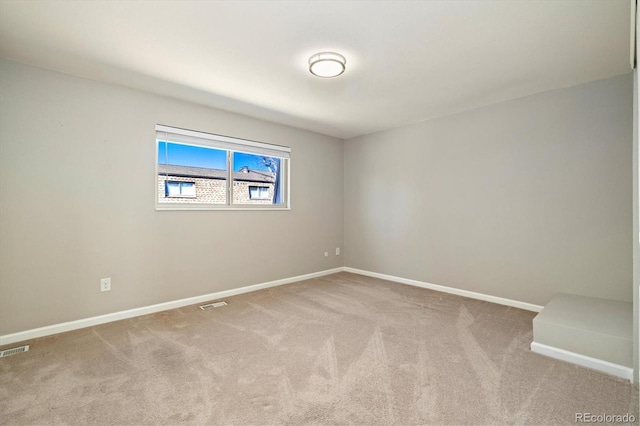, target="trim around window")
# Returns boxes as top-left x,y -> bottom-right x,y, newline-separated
155,125 -> 291,210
